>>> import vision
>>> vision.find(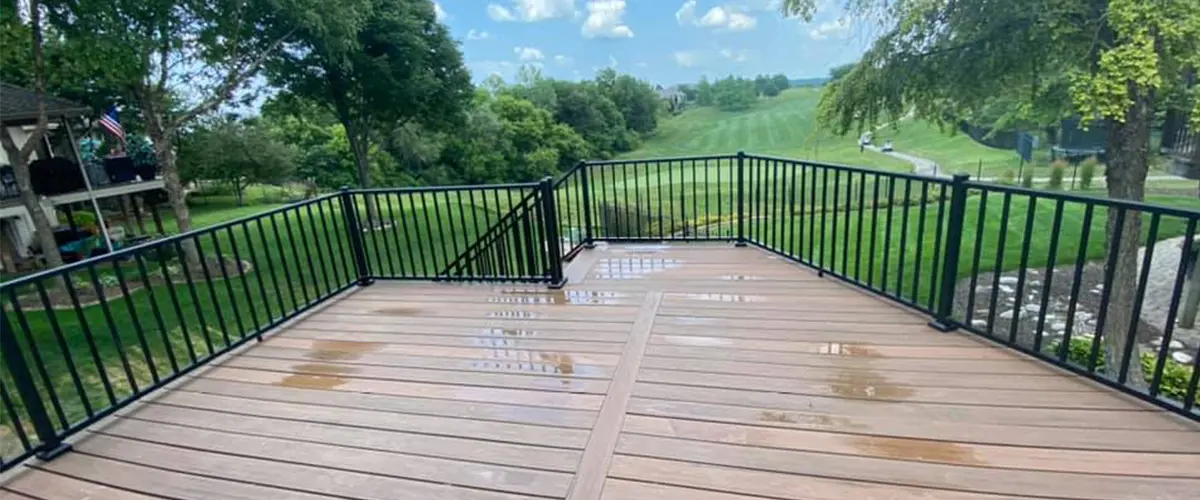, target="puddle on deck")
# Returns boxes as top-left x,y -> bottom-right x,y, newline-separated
592,258 -> 682,280
677,293 -> 768,303
303,340 -> 385,361
276,362 -> 362,390
849,435 -> 982,466
488,290 -> 624,305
